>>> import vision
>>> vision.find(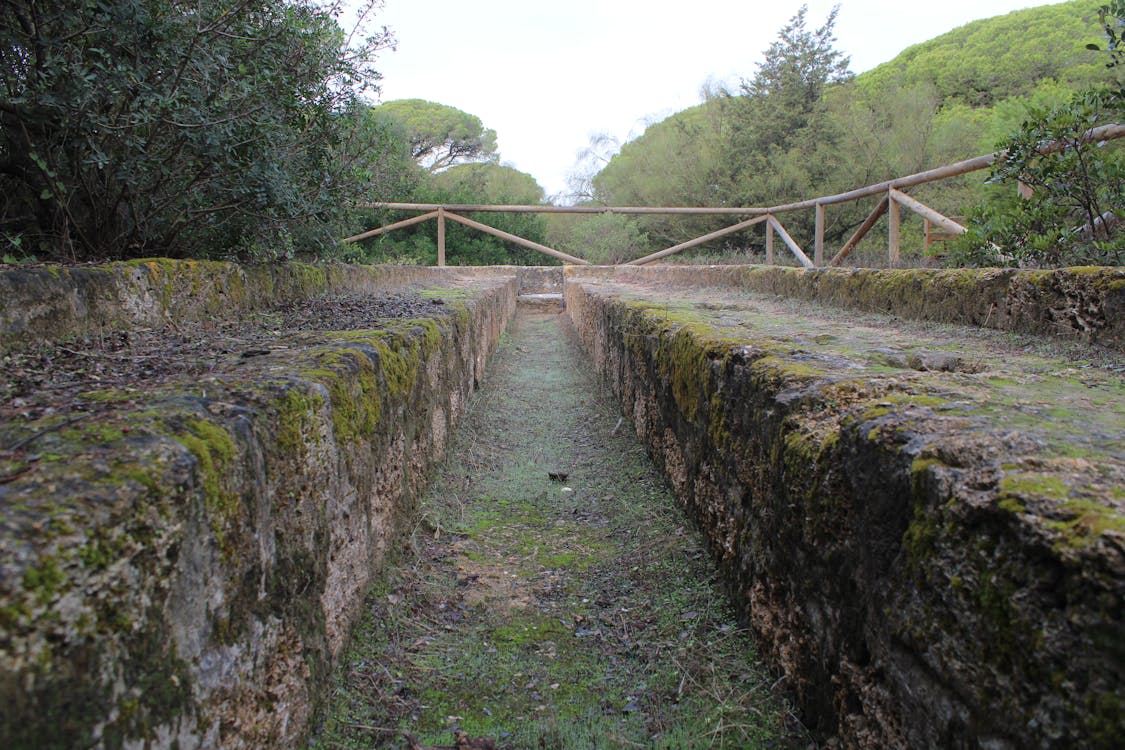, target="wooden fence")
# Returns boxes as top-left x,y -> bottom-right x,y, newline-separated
344,123 -> 1125,268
